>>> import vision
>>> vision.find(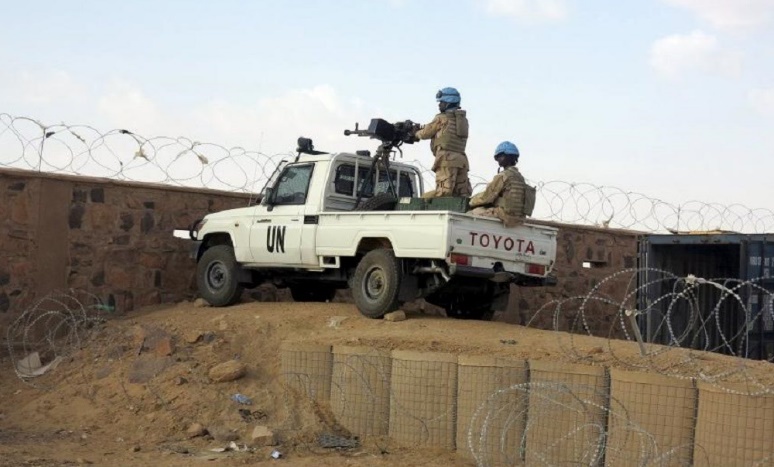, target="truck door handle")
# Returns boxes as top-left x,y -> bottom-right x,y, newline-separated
255,219 -> 271,223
